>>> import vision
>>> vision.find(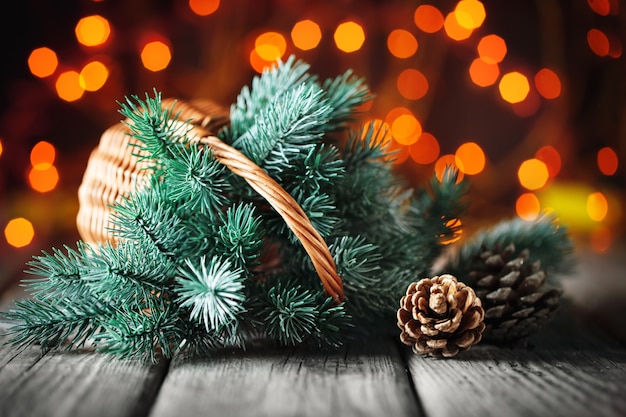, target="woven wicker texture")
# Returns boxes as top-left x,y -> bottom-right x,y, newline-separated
76,98 -> 344,302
